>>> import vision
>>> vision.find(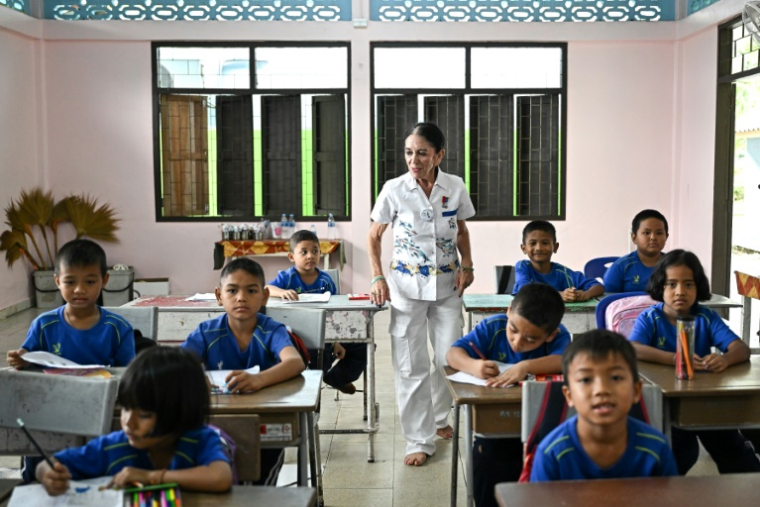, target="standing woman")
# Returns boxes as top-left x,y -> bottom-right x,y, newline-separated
367,122 -> 476,466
